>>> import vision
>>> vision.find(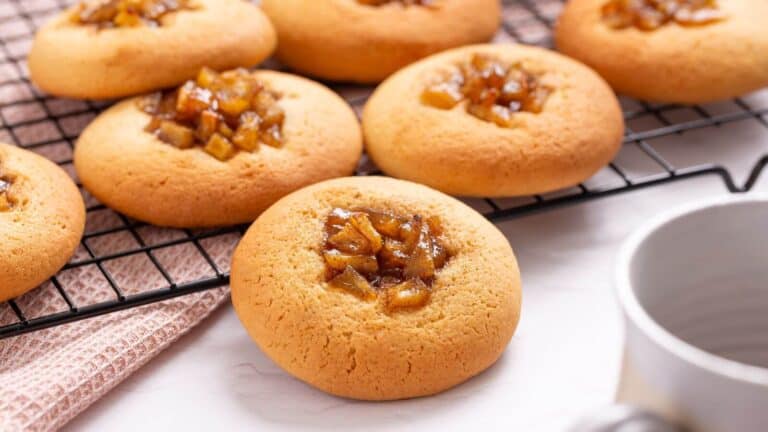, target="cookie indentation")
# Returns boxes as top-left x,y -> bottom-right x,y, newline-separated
140,67 -> 285,161
421,53 -> 551,127
72,0 -> 193,28
322,208 -> 451,311
601,0 -> 726,31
